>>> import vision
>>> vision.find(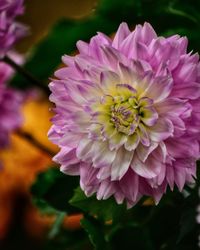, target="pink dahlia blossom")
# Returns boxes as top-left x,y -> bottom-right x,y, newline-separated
0,0 -> 27,58
0,52 -> 23,148
49,22 -> 200,207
